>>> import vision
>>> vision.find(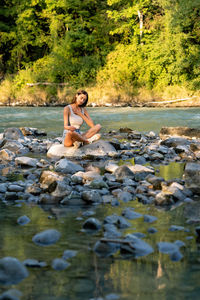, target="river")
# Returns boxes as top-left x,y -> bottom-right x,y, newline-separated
0,107 -> 200,300
0,106 -> 200,137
